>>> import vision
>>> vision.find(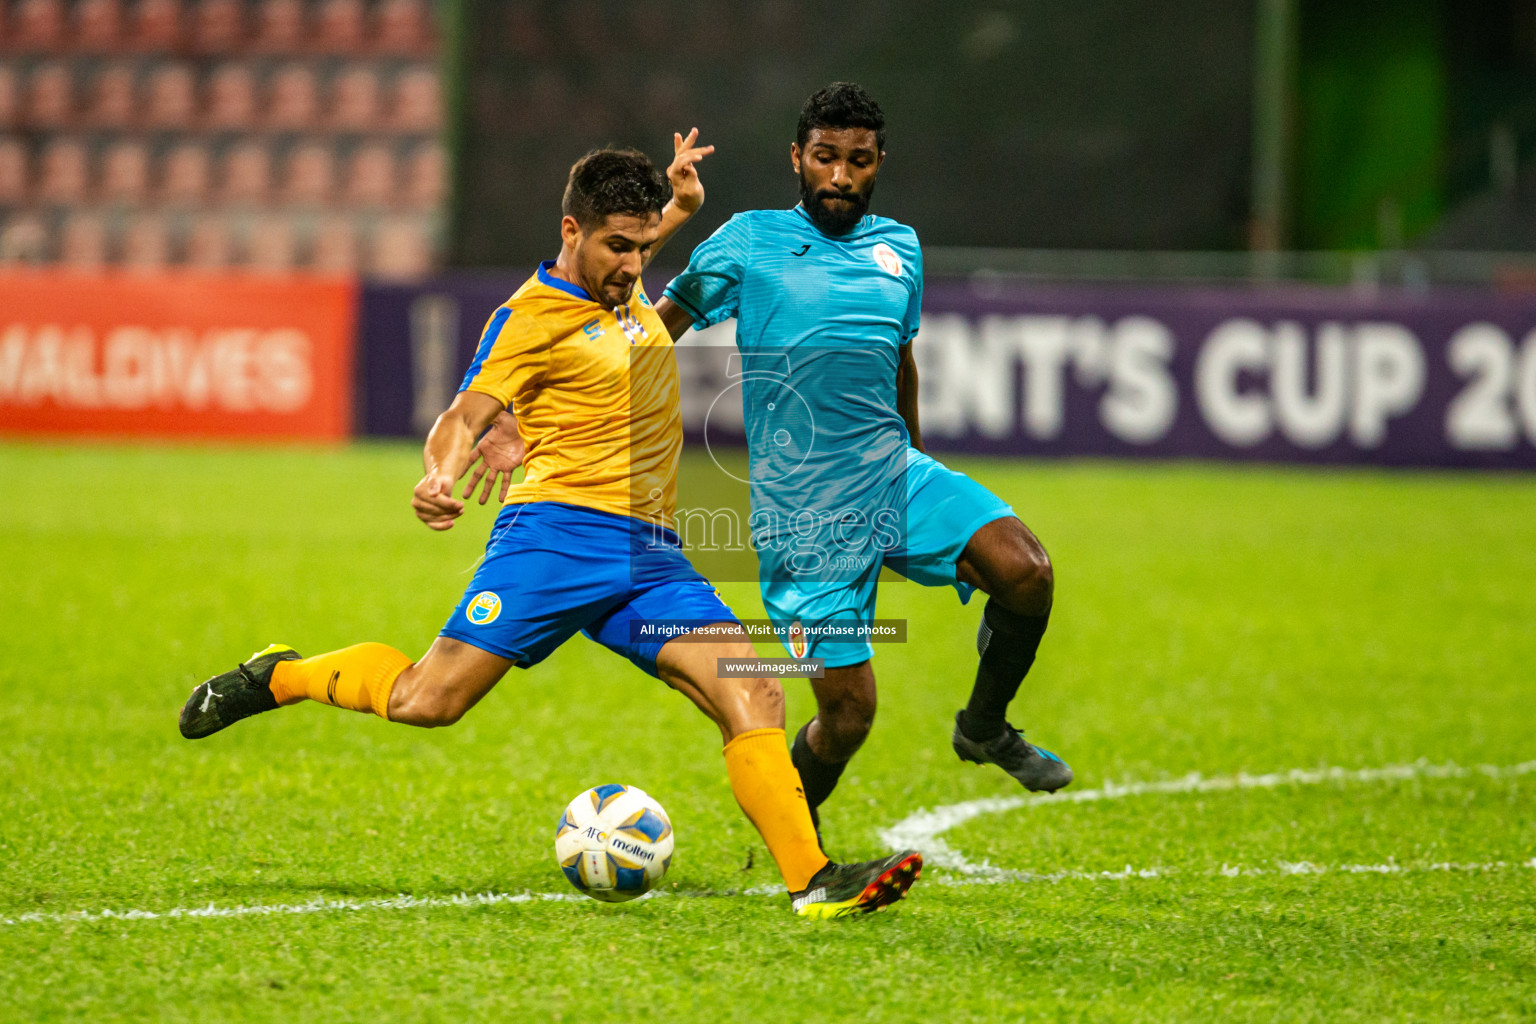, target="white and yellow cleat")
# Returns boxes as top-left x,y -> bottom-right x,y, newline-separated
790,850 -> 923,919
